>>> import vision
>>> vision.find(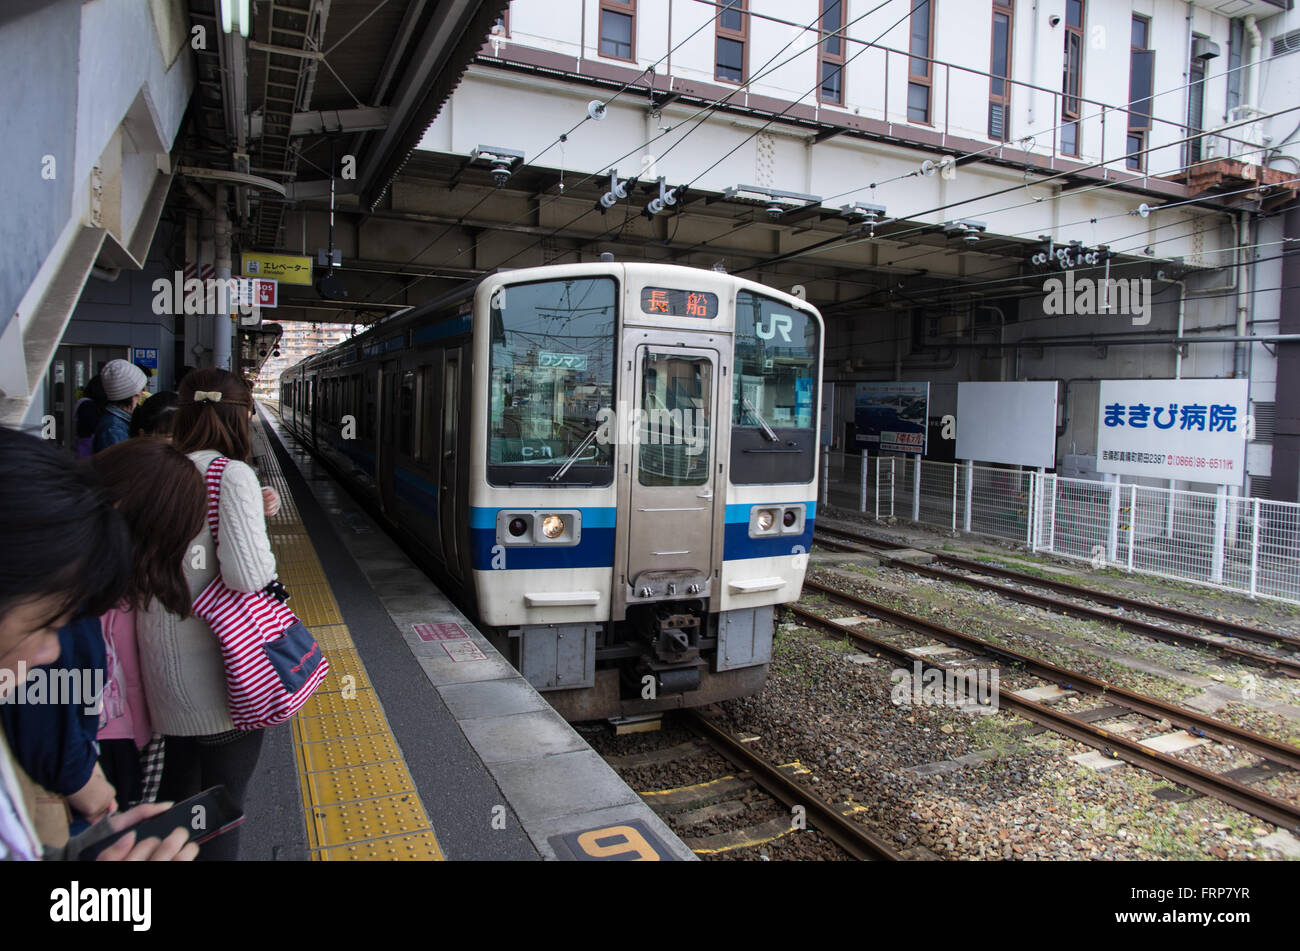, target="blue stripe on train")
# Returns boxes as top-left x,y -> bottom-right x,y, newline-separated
464,502 -> 814,569
395,467 -> 439,517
